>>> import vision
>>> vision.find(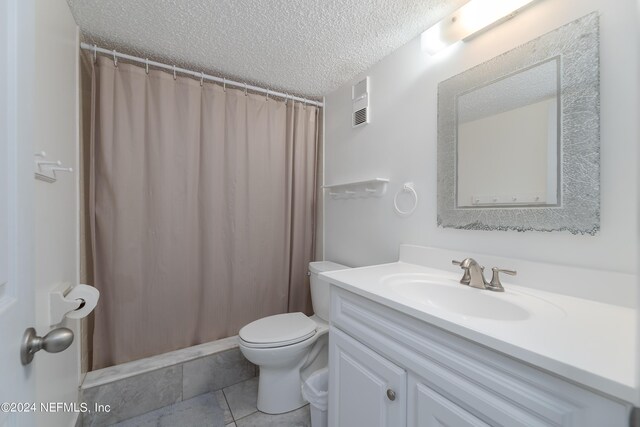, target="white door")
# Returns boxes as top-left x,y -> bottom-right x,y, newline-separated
32,1 -> 80,425
0,0 -> 38,426
329,328 -> 407,427
1,1 -> 80,426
